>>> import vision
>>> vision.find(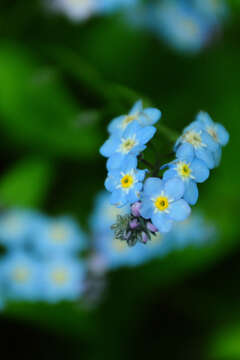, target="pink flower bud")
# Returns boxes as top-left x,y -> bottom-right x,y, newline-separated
129,219 -> 139,229
131,202 -> 141,217
147,222 -> 158,233
141,232 -> 148,244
